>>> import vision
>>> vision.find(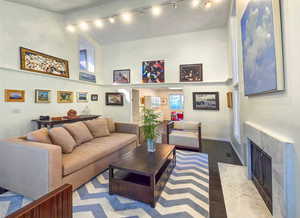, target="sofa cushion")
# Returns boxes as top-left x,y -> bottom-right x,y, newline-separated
63,133 -> 137,176
26,128 -> 52,144
49,127 -> 77,153
174,121 -> 199,130
84,118 -> 110,138
105,117 -> 115,133
63,121 -> 93,145
169,130 -> 199,148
